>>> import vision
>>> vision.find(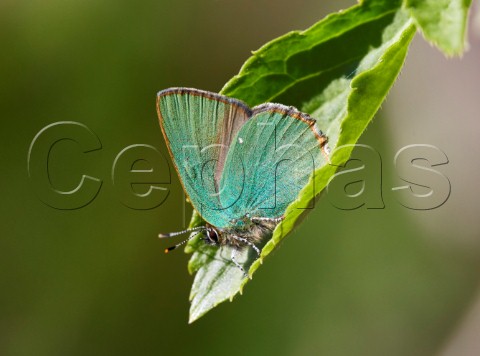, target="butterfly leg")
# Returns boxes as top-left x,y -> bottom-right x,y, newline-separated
232,235 -> 260,257
251,216 -> 284,224
231,249 -> 249,279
